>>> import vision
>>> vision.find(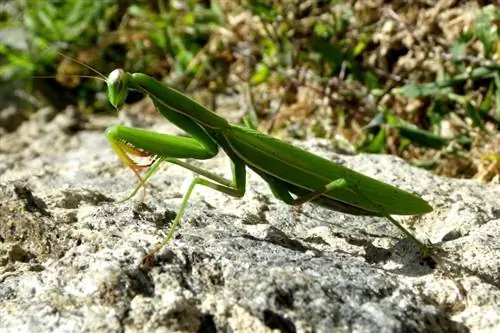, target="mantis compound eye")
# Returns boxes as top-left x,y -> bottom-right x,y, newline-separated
107,69 -> 129,109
